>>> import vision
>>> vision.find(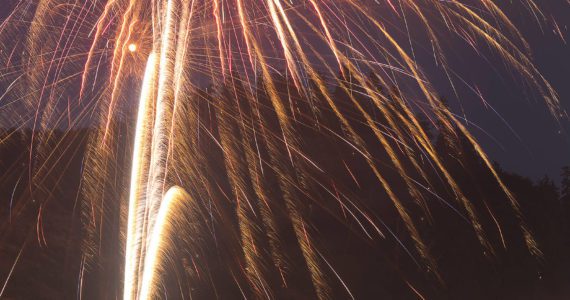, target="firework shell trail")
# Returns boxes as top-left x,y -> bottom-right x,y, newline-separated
124,52 -> 157,300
